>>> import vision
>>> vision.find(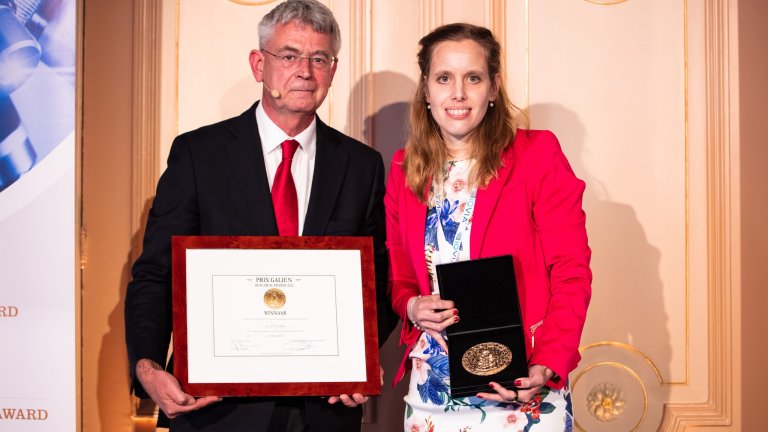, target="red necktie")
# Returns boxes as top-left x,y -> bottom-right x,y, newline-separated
272,139 -> 300,236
